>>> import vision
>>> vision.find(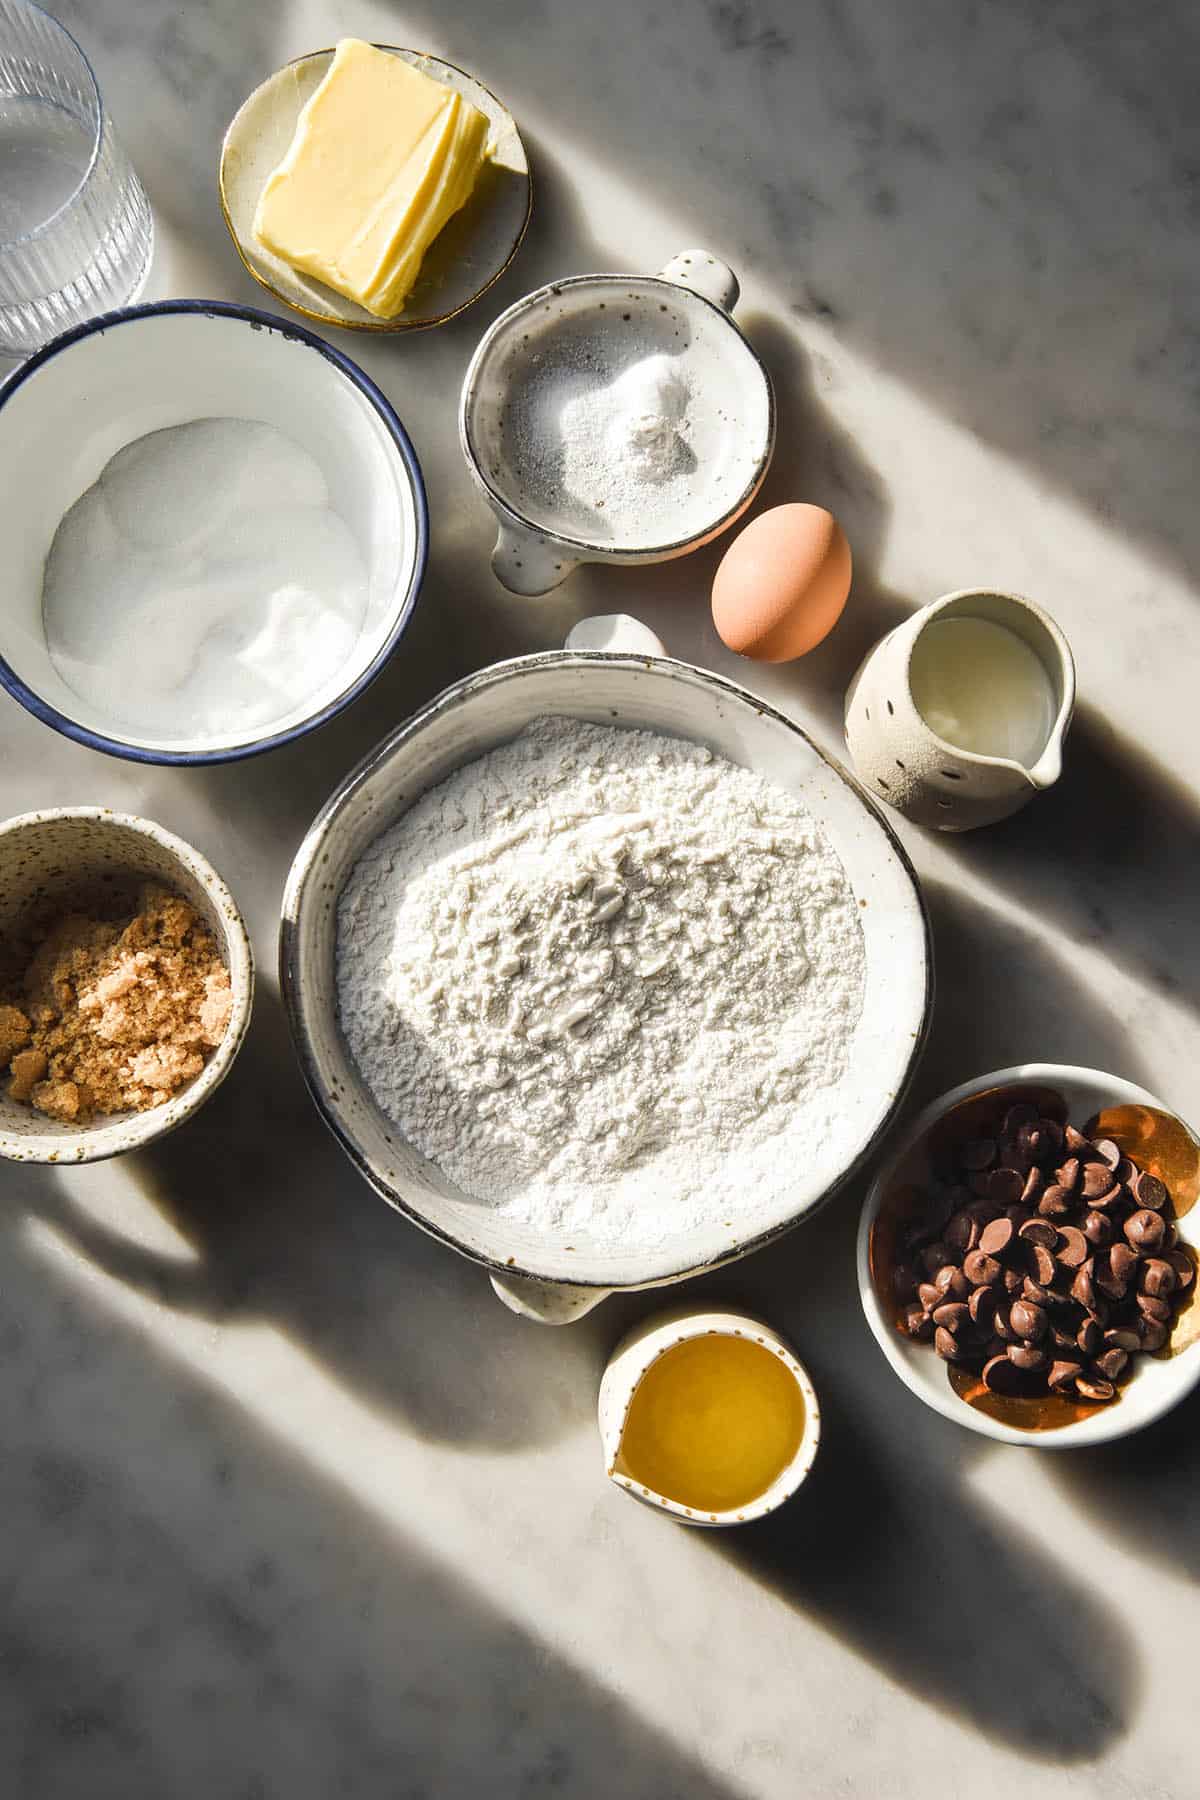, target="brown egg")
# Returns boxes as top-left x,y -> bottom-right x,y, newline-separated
711,503 -> 852,662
